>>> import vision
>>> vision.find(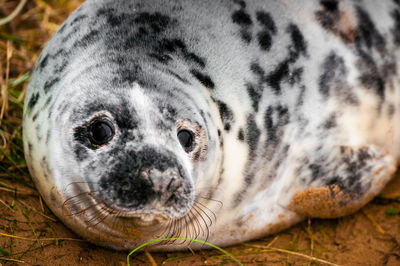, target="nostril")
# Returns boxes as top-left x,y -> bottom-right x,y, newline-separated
166,178 -> 175,192
166,177 -> 183,192
165,193 -> 179,206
